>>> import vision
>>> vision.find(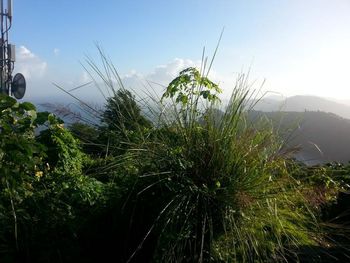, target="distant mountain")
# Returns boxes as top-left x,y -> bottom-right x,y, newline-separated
253,95 -> 350,119
251,111 -> 350,165
333,98 -> 350,107
34,100 -> 103,126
